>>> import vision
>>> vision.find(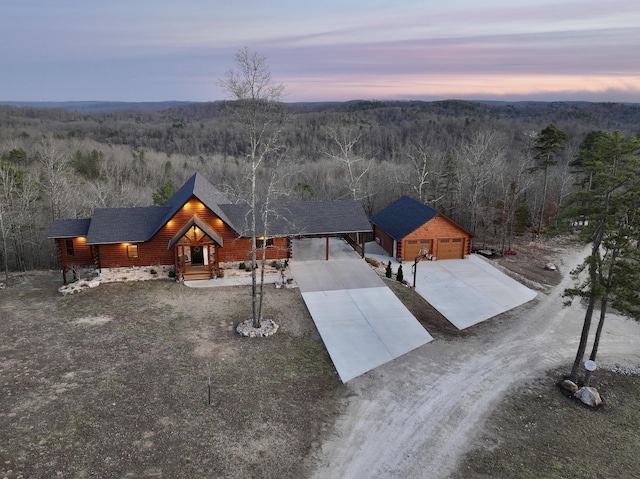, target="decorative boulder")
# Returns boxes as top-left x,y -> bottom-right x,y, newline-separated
561,379 -> 579,393
574,386 -> 602,407
544,263 -> 557,271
